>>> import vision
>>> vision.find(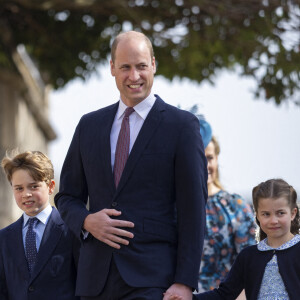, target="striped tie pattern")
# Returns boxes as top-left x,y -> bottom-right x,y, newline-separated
25,217 -> 38,273
114,107 -> 135,187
